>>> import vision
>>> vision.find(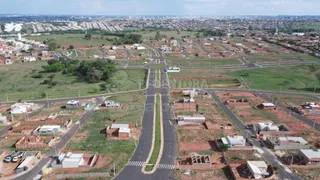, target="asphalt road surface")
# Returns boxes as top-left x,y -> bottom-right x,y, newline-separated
116,47 -> 177,180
